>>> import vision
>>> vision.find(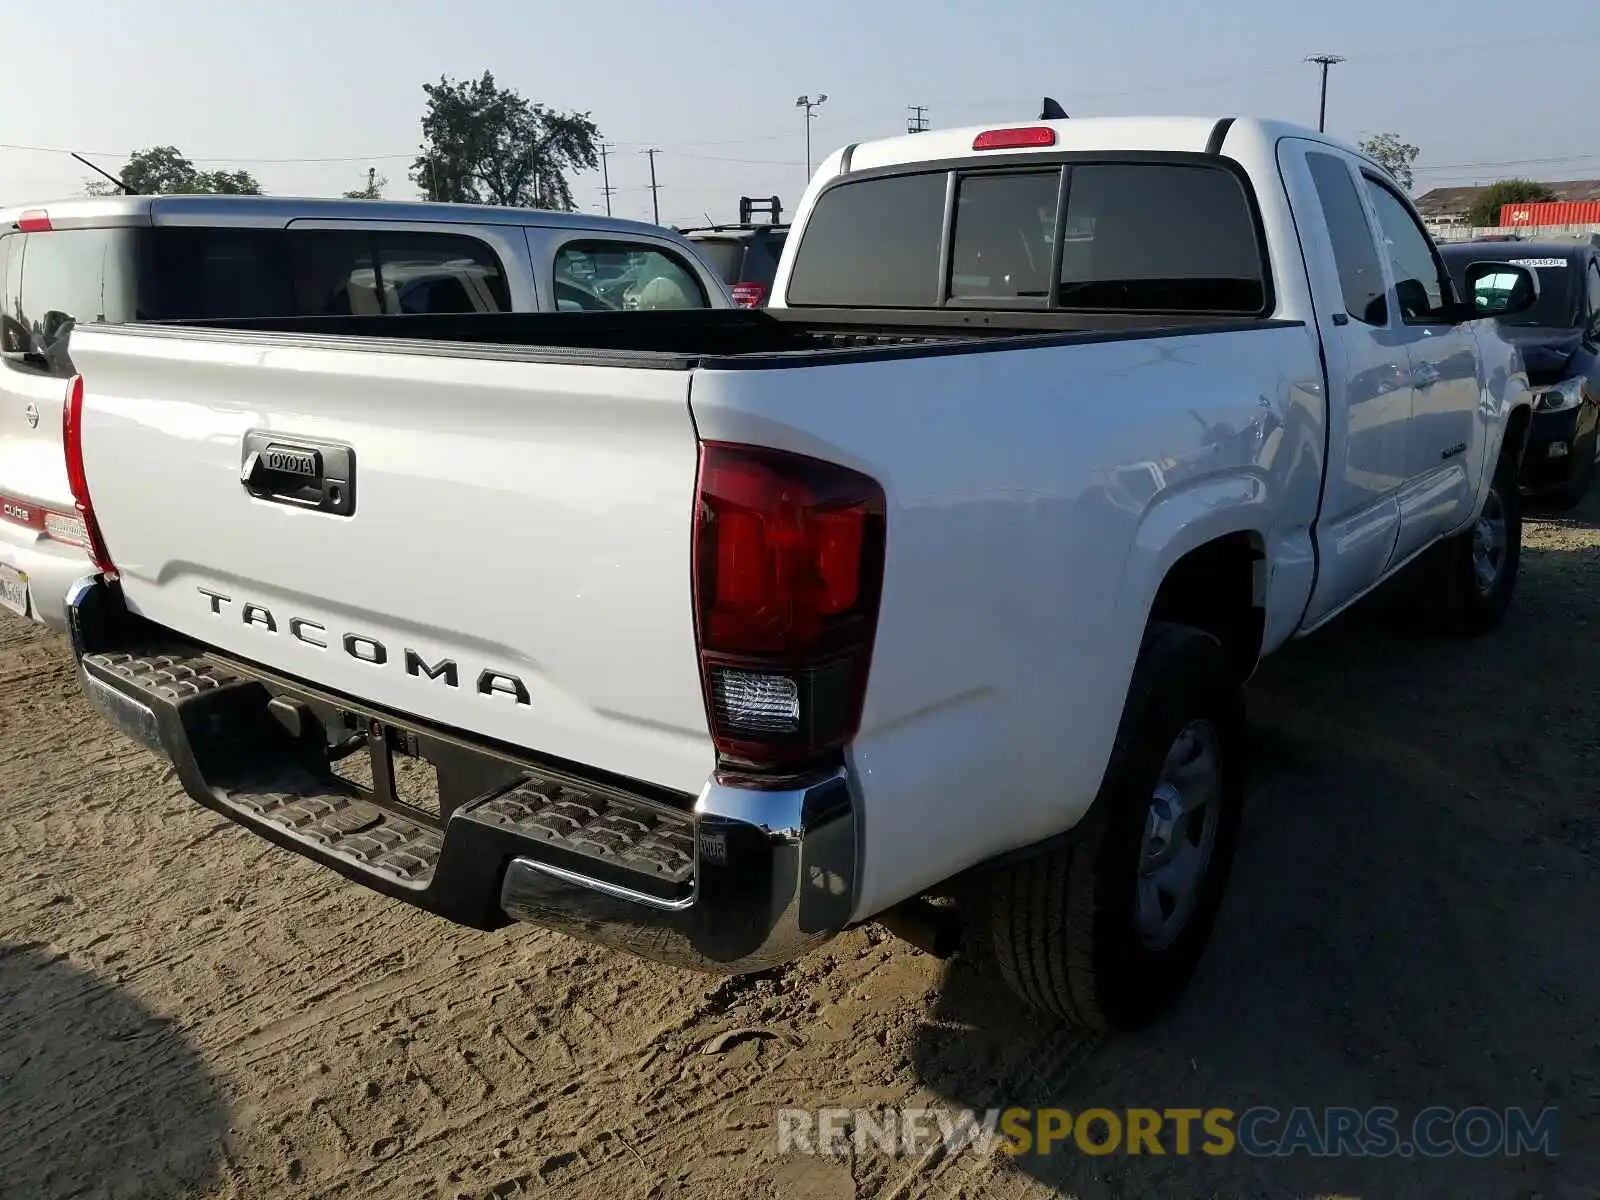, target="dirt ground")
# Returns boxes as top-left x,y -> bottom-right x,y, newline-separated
2,497 -> 1598,1200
